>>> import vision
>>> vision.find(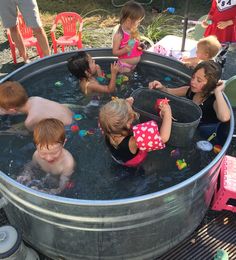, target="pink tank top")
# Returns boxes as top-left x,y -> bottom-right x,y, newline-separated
118,29 -> 143,59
